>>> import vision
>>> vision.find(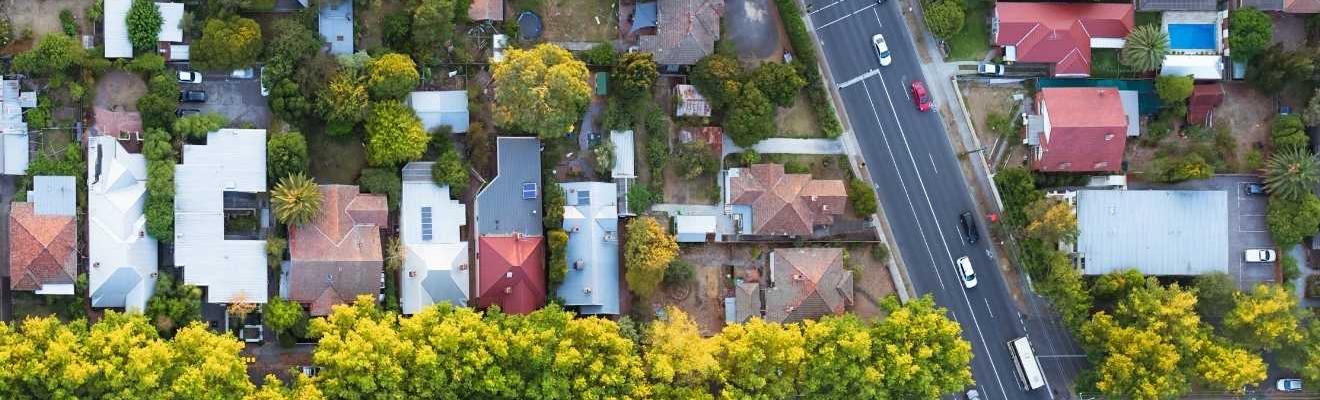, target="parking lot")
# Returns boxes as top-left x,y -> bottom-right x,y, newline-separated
178,71 -> 271,129
1133,175 -> 1276,288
